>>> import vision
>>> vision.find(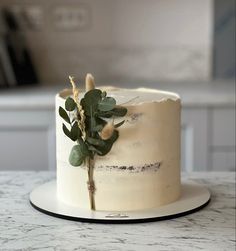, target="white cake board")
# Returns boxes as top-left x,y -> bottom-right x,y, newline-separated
30,180 -> 210,224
